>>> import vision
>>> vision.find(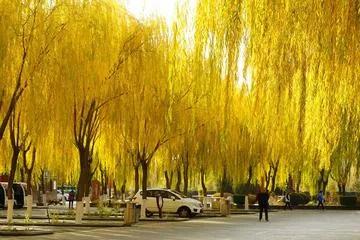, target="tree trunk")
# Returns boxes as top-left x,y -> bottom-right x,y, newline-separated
121,180 -> 126,201
20,167 -> 25,183
141,161 -> 148,199
175,166 -> 181,192
40,170 -> 45,194
183,152 -> 189,195
113,181 -> 118,199
337,183 -> 346,195
246,165 -> 252,186
270,160 -> 279,192
322,171 -> 330,193
287,174 -> 293,191
295,171 -> 302,192
164,170 -> 172,189
200,168 -> 207,196
318,168 -> 330,193
265,168 -> 271,191
134,164 -> 139,193
220,165 -> 227,197
7,150 -> 20,200
25,148 -> 36,194
7,149 -> 20,224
